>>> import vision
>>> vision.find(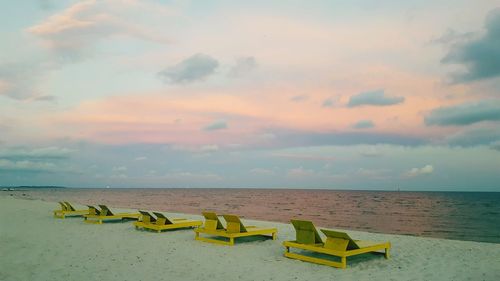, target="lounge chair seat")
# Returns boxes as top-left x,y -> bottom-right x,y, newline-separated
283,219 -> 390,268
134,211 -> 202,232
84,205 -> 140,224
194,212 -> 277,246
53,202 -> 89,219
